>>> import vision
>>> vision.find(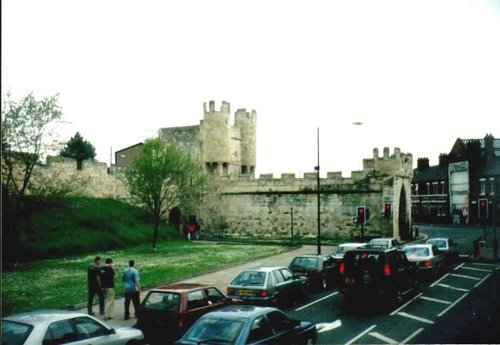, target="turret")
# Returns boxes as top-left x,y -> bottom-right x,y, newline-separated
235,108 -> 257,176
